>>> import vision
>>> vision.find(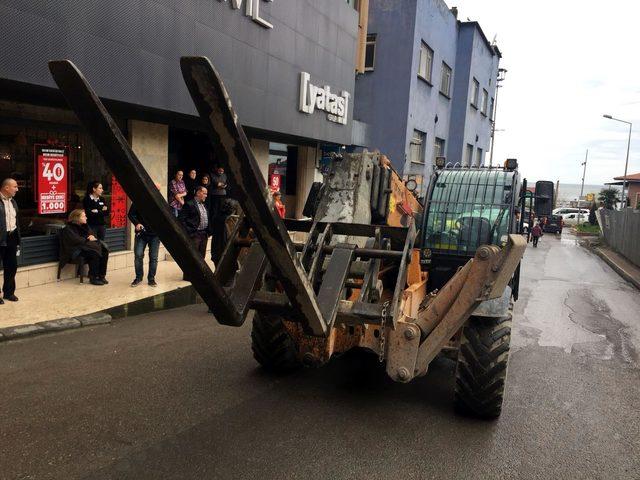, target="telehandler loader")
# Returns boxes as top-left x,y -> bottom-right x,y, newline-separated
48,57 -> 526,418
